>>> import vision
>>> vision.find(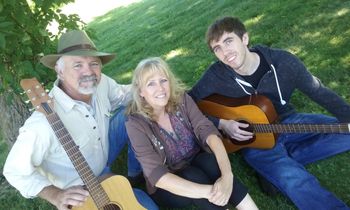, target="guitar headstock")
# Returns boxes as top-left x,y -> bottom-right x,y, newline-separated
20,78 -> 54,116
